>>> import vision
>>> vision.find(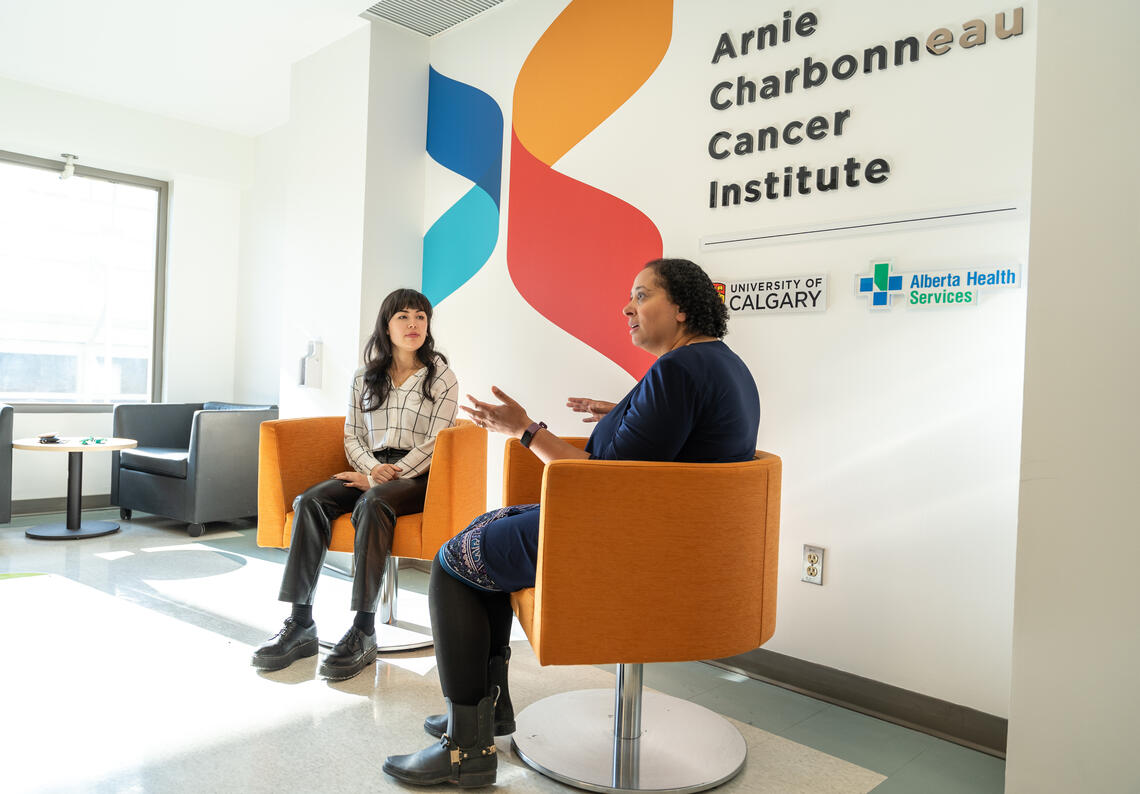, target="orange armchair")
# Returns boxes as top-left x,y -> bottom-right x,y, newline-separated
258,417 -> 486,648
503,438 -> 781,792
